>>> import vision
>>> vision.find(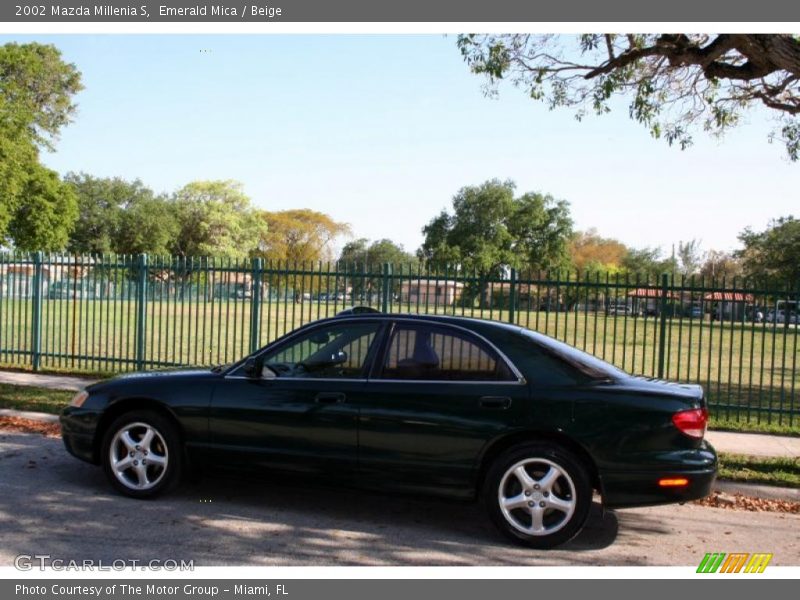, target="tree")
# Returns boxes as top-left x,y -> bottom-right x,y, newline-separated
258,209 -> 350,263
0,42 -> 83,150
339,238 -> 417,299
420,179 -> 573,274
621,247 -> 677,279
677,239 -> 704,276
339,238 -> 416,267
171,180 -> 266,259
65,173 -> 164,254
569,229 -> 628,272
0,42 -> 82,247
736,216 -> 800,285
7,164 -> 77,251
457,34 -> 800,160
116,196 -> 179,256
700,250 -> 743,281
